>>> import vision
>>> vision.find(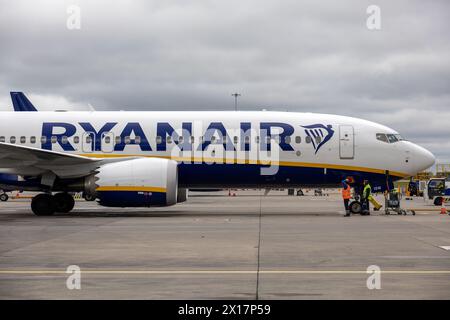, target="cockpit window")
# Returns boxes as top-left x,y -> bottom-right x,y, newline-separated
376,133 -> 388,143
377,133 -> 405,143
387,134 -> 399,143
